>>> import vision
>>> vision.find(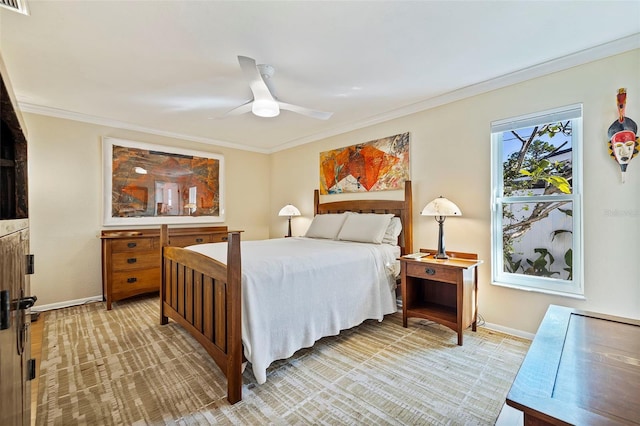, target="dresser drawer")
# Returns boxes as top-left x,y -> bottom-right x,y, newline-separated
112,250 -> 159,271
110,237 -> 157,253
169,234 -> 213,247
111,268 -> 160,298
210,233 -> 229,243
406,262 -> 458,284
